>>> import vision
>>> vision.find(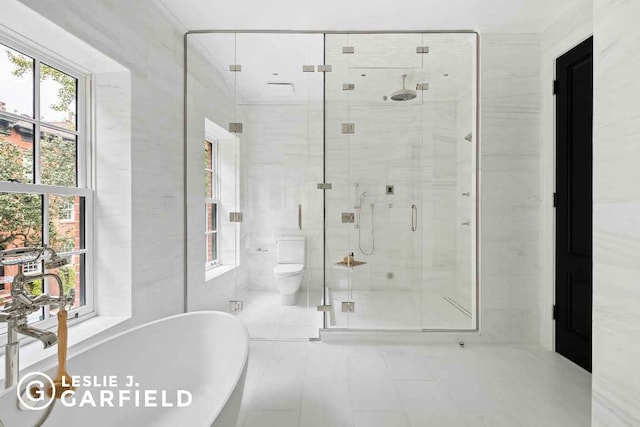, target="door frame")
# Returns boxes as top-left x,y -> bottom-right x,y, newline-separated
540,32 -> 594,352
